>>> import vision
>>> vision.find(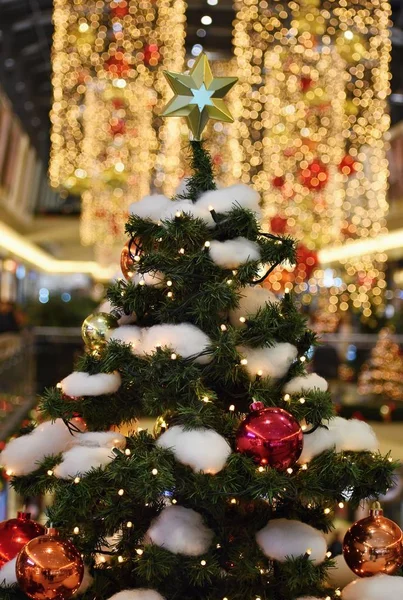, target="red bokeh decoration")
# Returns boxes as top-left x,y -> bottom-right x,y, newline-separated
143,44 -> 160,66
300,76 -> 313,92
270,215 -> 288,234
105,51 -> 129,76
339,154 -> 358,176
297,244 -> 319,279
110,1 -> 129,18
109,118 -> 126,136
299,159 -> 329,191
272,175 -> 285,189
0,512 -> 45,568
236,402 -> 303,470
